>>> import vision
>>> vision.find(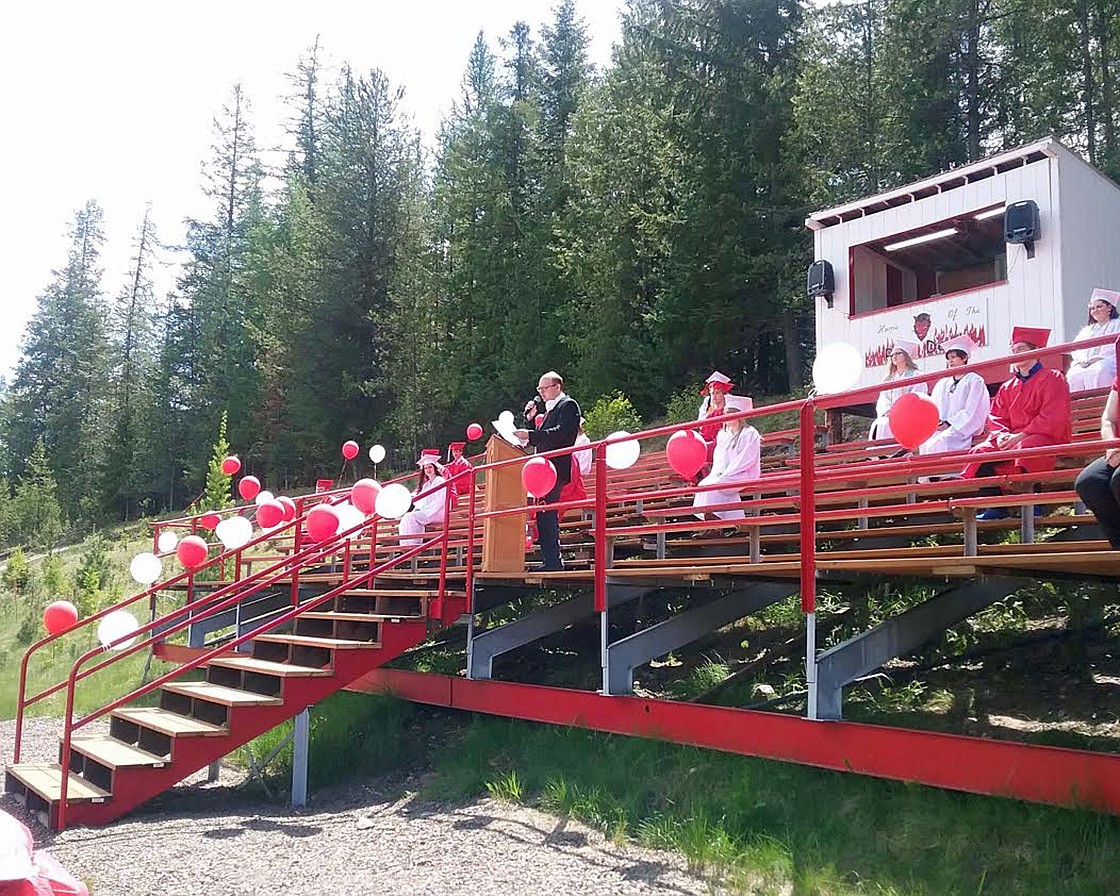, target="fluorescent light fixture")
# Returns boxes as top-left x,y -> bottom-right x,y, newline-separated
884,227 -> 958,252
973,205 -> 1005,221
